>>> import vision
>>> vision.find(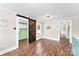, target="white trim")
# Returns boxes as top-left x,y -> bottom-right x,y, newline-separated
70,20 -> 72,43
58,22 -> 60,42
16,17 -> 19,48
58,20 -> 72,43
0,46 -> 18,55
36,37 -> 43,40
27,18 -> 29,43
42,36 -> 59,41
